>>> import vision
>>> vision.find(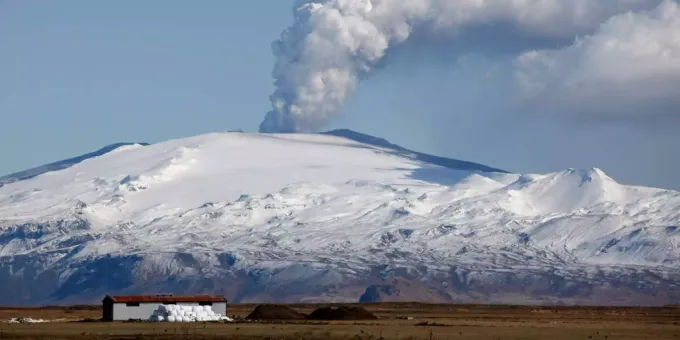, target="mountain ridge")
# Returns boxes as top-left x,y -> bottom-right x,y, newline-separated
0,142 -> 149,188
323,129 -> 507,174
0,130 -> 678,306
0,129 -> 505,189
